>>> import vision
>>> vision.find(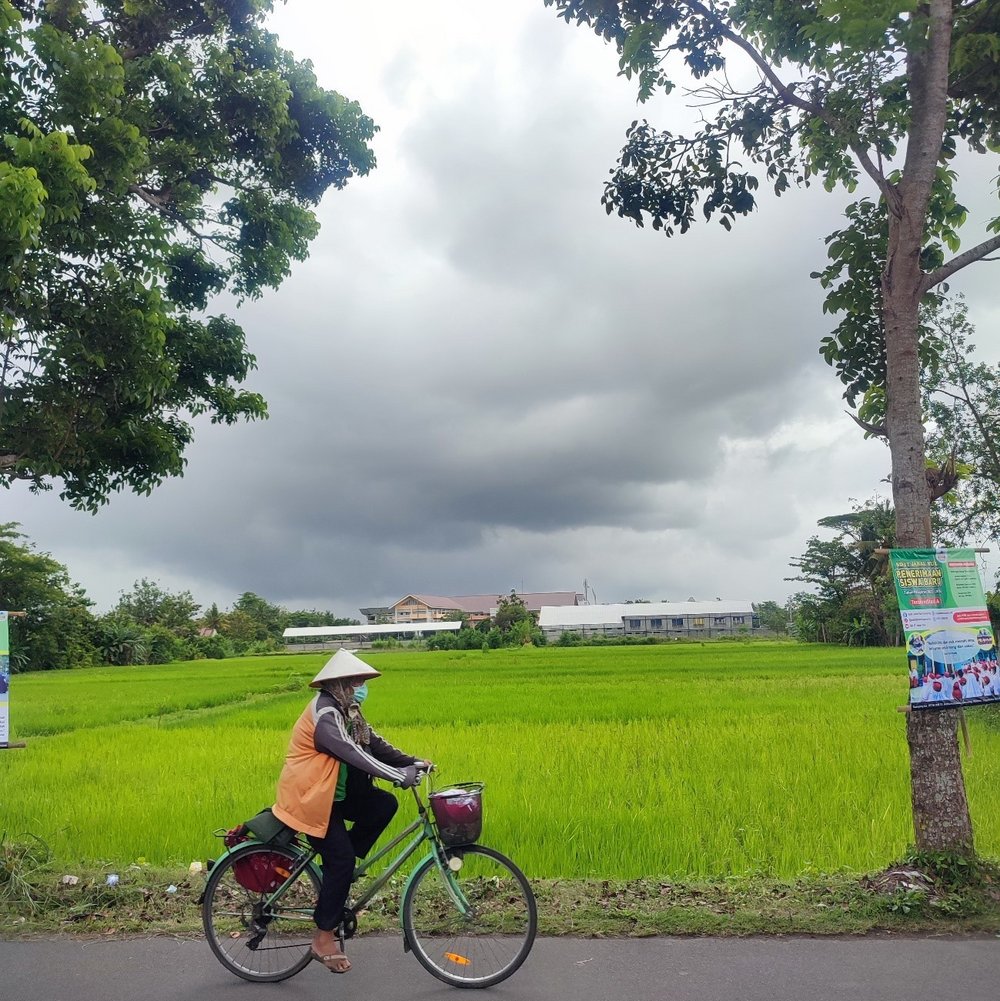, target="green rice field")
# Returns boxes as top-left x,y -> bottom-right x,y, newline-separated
2,644 -> 998,880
